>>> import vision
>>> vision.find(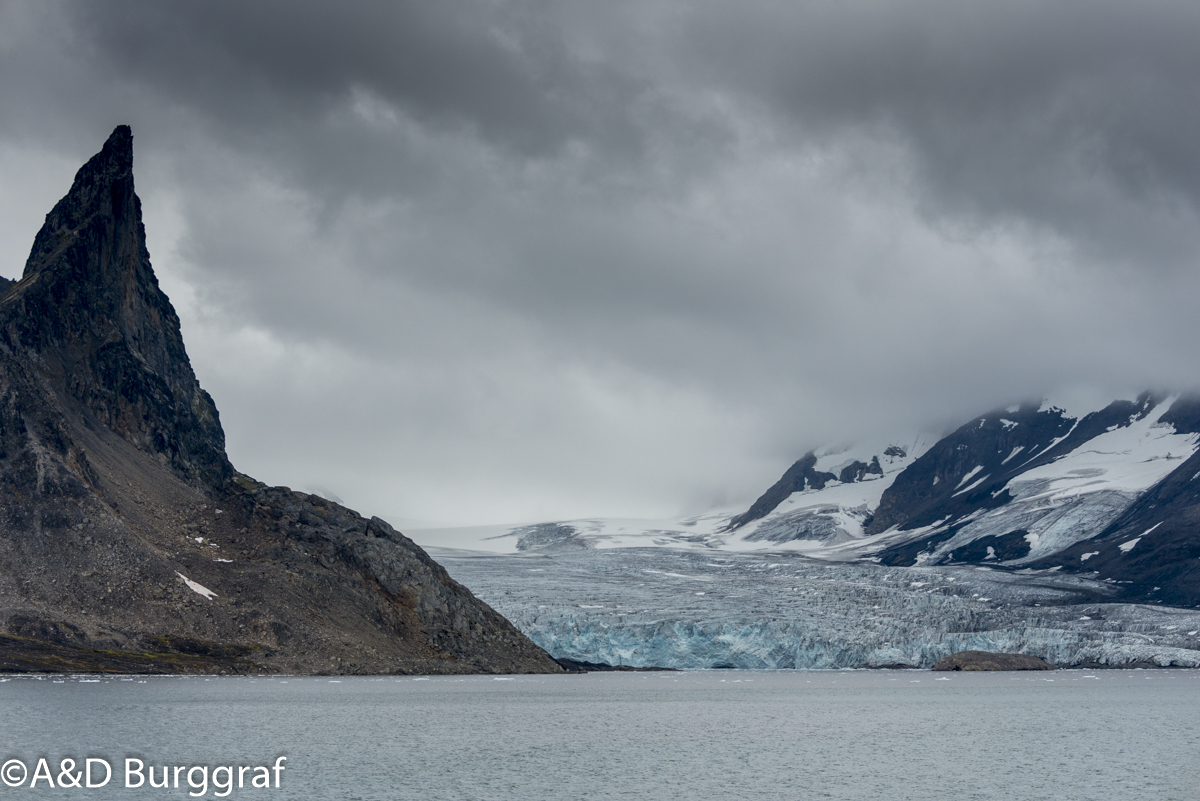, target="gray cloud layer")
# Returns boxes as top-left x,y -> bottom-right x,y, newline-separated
1,0 -> 1197,524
